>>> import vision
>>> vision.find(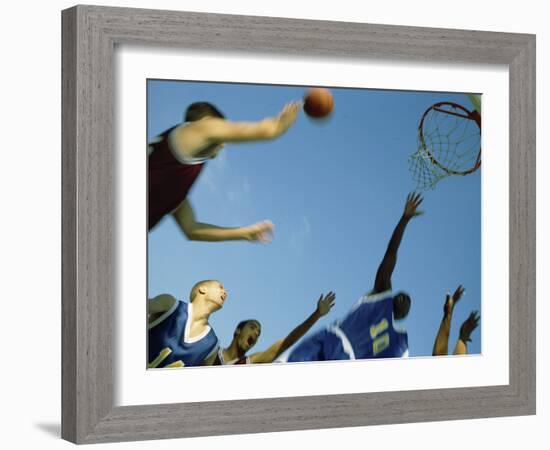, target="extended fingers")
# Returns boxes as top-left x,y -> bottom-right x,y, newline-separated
255,221 -> 274,240
282,101 -> 301,114
463,311 -> 480,335
408,191 -> 422,206
257,219 -> 274,231
406,192 -> 424,209
250,220 -> 274,243
319,291 -> 336,307
453,285 -> 465,300
324,294 -> 336,310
